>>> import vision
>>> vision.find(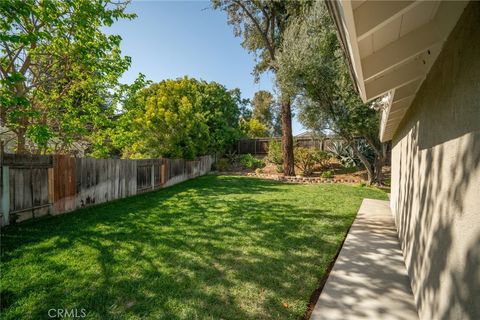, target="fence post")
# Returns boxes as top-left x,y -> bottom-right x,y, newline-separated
2,165 -> 10,226
160,159 -> 165,185
151,161 -> 155,190
48,167 -> 55,214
